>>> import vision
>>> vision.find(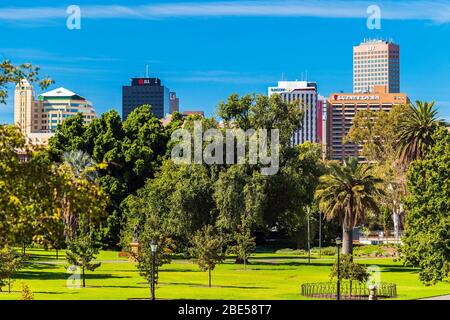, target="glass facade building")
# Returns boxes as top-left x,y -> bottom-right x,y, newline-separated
122,78 -> 170,120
